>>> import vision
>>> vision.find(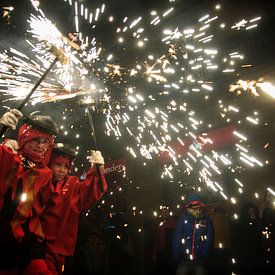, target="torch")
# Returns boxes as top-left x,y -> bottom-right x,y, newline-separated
0,45 -> 68,138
